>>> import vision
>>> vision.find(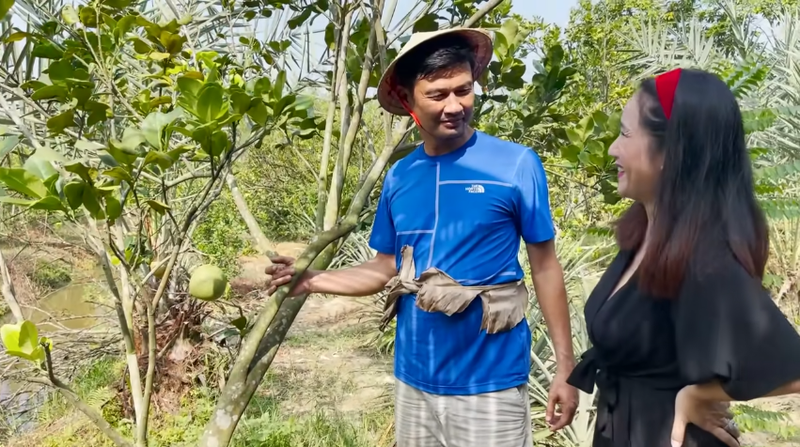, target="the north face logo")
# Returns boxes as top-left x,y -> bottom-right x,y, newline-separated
465,184 -> 485,193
